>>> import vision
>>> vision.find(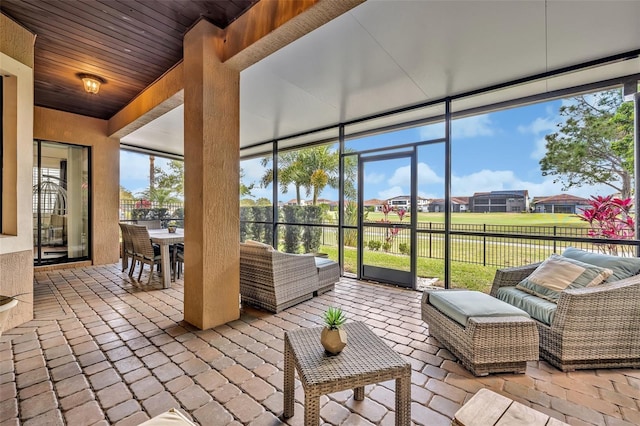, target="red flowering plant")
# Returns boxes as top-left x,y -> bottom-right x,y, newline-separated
381,202 -> 393,221
576,195 -> 635,255
379,203 -> 401,251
